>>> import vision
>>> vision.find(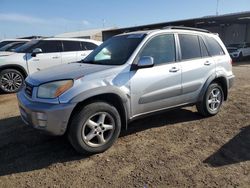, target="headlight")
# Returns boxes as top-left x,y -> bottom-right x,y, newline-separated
37,80 -> 73,99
